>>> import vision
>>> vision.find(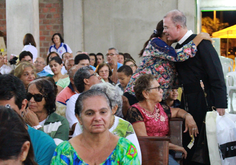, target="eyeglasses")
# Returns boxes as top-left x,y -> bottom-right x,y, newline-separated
27,93 -> 46,102
87,72 -> 100,79
106,53 -> 116,56
35,61 -> 45,65
147,86 -> 162,91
